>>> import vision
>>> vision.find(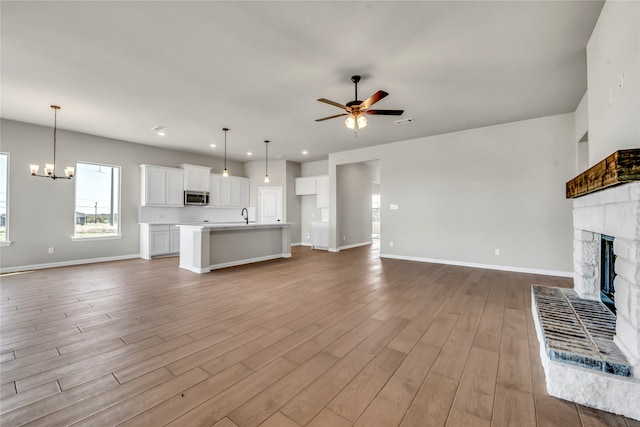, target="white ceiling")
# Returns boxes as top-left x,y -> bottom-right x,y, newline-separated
1,1 -> 603,163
